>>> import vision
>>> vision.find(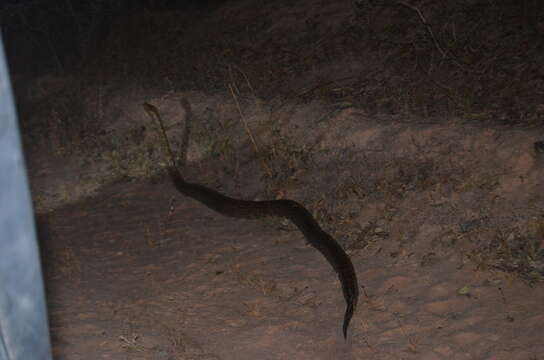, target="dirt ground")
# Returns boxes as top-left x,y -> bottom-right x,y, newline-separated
29,94 -> 544,360
11,1 -> 544,359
